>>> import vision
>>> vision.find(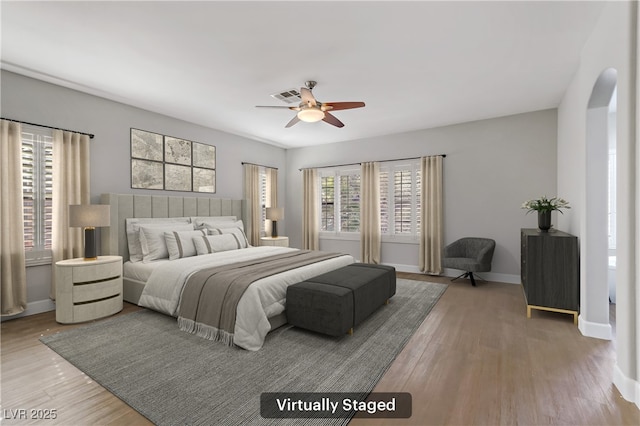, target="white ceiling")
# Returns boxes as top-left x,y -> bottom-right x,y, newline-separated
1,1 -> 606,148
